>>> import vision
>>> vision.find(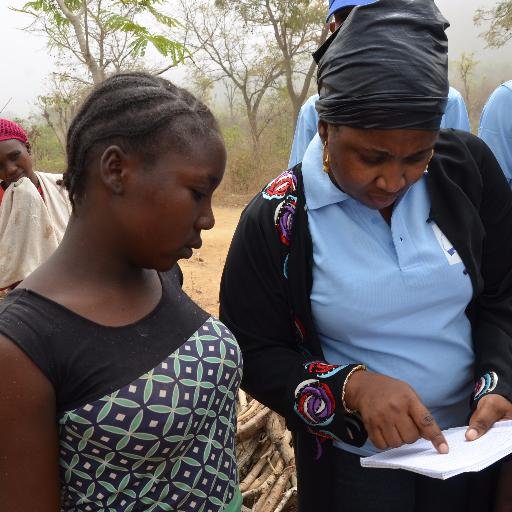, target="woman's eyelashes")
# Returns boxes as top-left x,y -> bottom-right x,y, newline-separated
357,150 -> 432,166
404,152 -> 432,165
358,152 -> 387,165
0,152 -> 21,172
190,188 -> 207,201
